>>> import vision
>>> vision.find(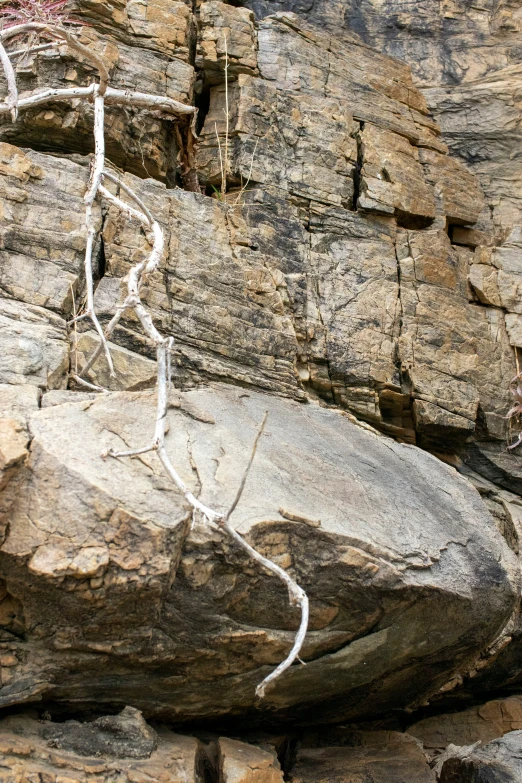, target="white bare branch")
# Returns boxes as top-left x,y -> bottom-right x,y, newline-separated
222,519 -> 309,698
0,85 -> 197,119
79,91 -> 114,376
0,40 -> 18,120
8,42 -> 56,58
